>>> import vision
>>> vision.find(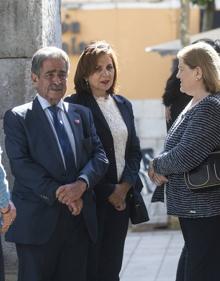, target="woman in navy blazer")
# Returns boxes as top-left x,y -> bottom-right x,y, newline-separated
65,41 -> 143,281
